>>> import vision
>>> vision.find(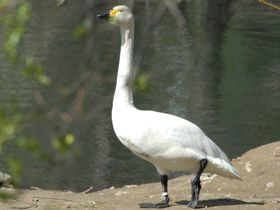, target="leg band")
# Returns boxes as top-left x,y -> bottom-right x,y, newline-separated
162,192 -> 168,197
161,192 -> 168,201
